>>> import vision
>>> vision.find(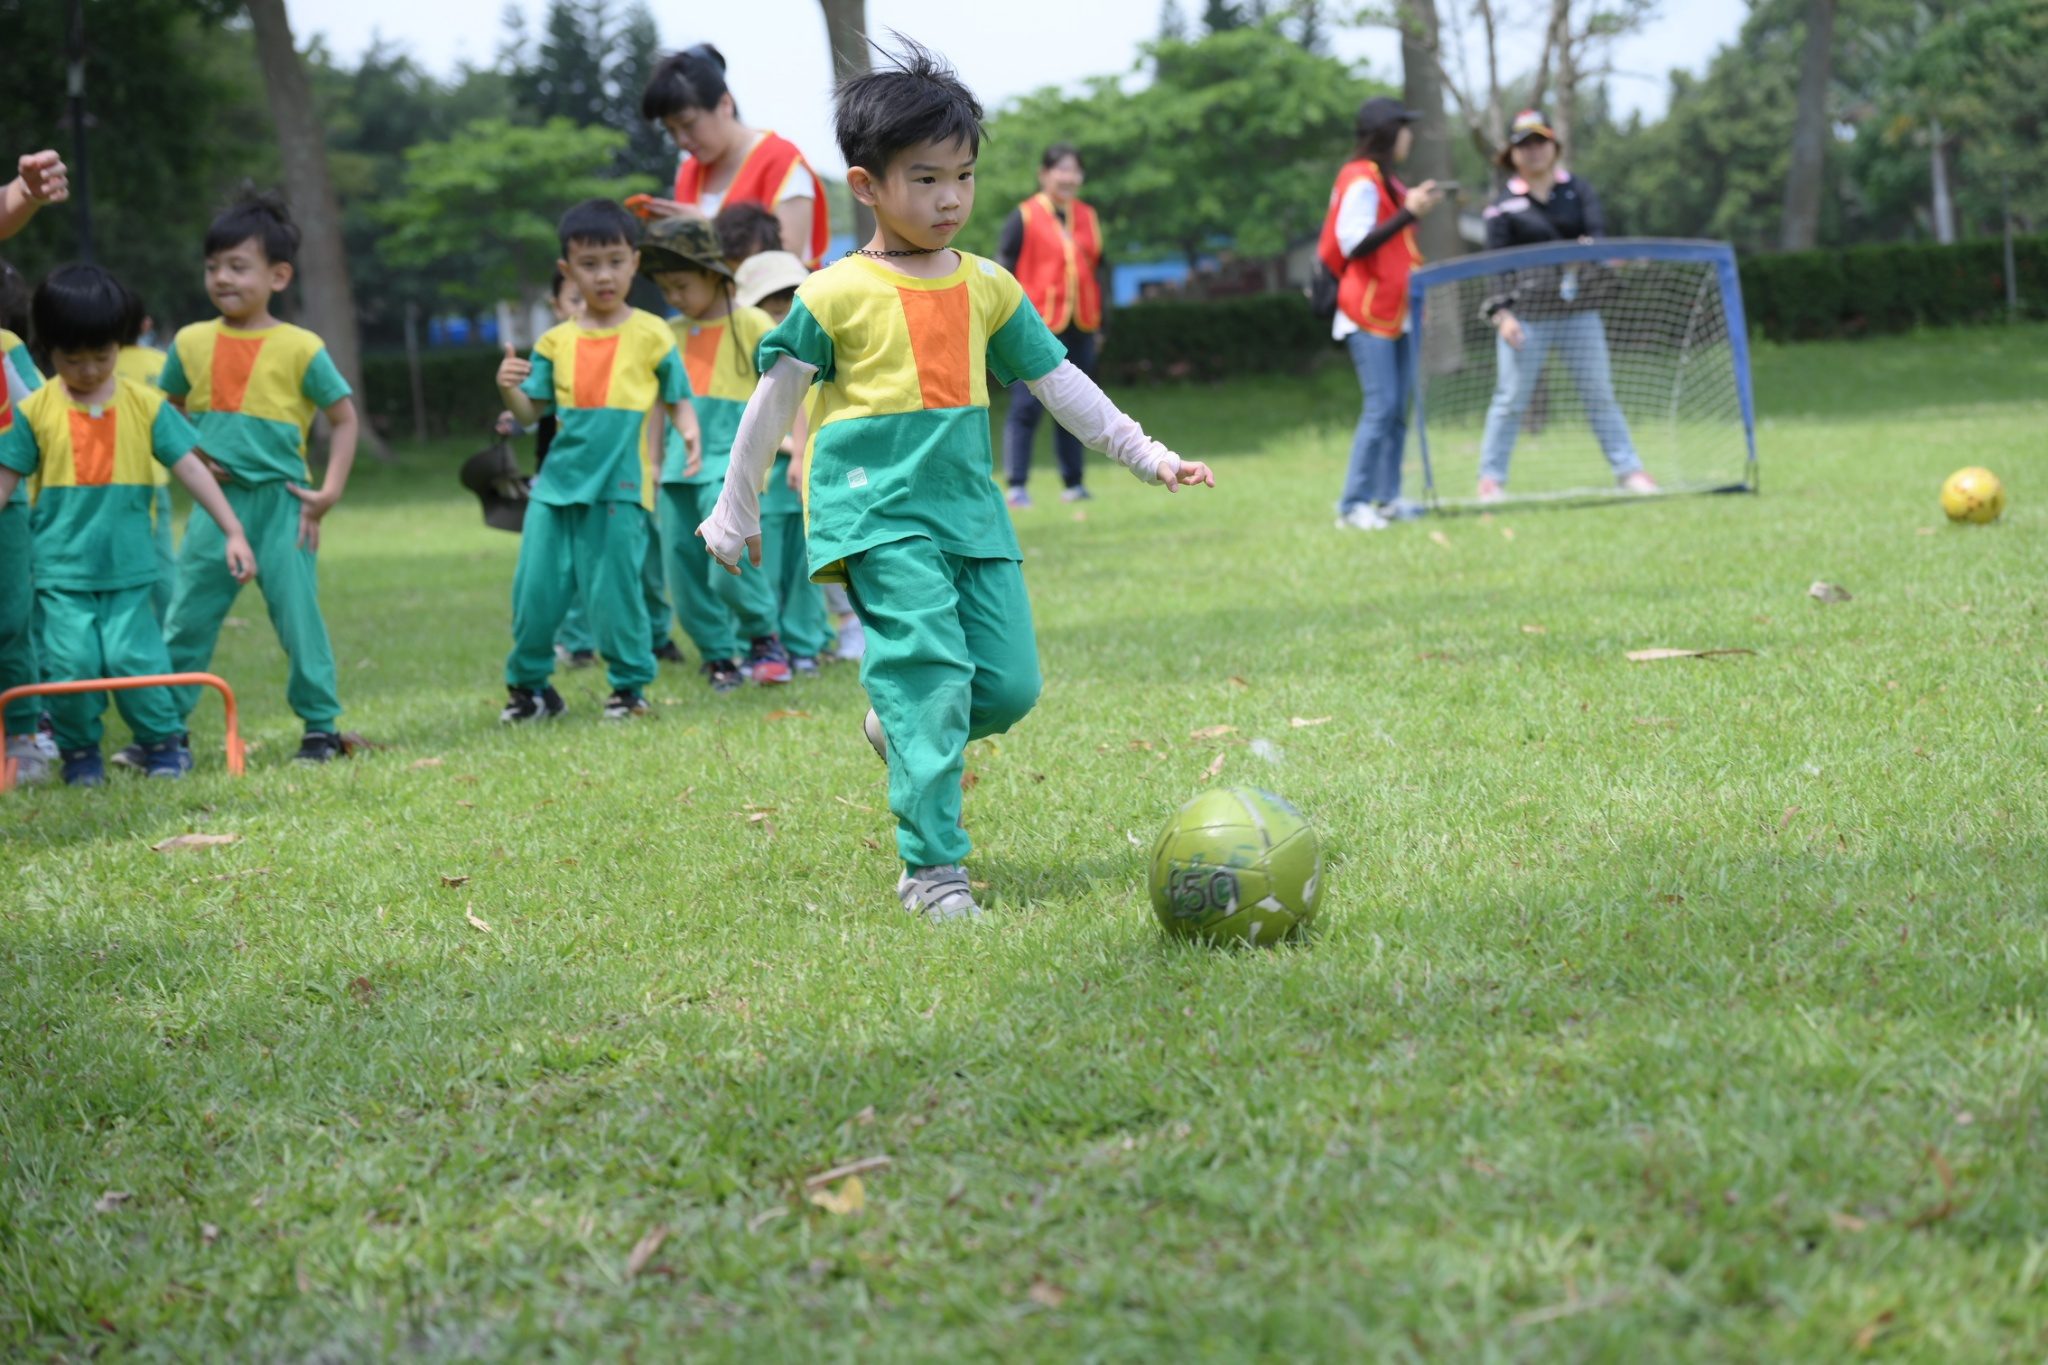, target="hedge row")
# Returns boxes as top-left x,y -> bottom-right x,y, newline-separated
1737,235 -> 2047,342
359,236 -> 2044,435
